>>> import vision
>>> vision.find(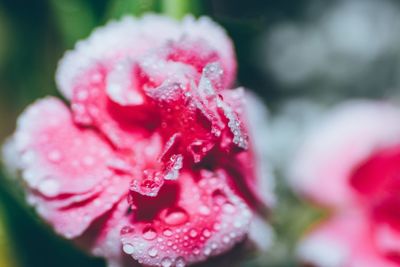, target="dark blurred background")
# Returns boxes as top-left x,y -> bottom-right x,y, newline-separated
1,0 -> 399,266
